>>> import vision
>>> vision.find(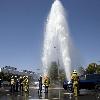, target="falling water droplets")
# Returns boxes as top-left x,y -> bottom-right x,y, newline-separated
42,0 -> 71,81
